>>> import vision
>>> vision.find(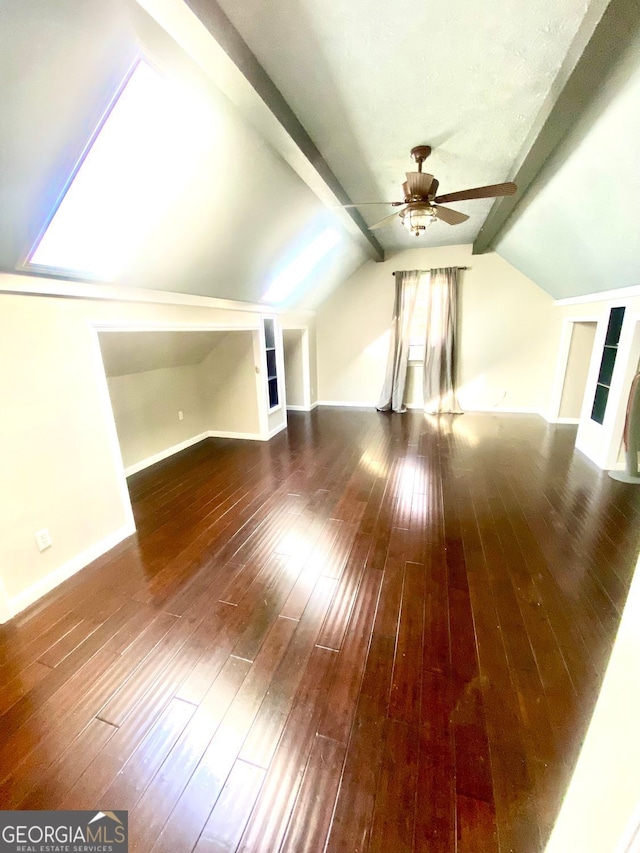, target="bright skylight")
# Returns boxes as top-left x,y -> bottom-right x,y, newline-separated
28,61 -> 216,280
262,227 -> 342,303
